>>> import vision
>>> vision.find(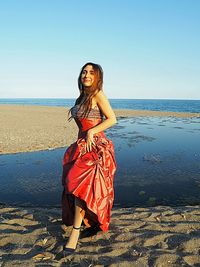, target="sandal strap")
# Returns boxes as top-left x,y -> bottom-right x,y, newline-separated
73,226 -> 81,230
